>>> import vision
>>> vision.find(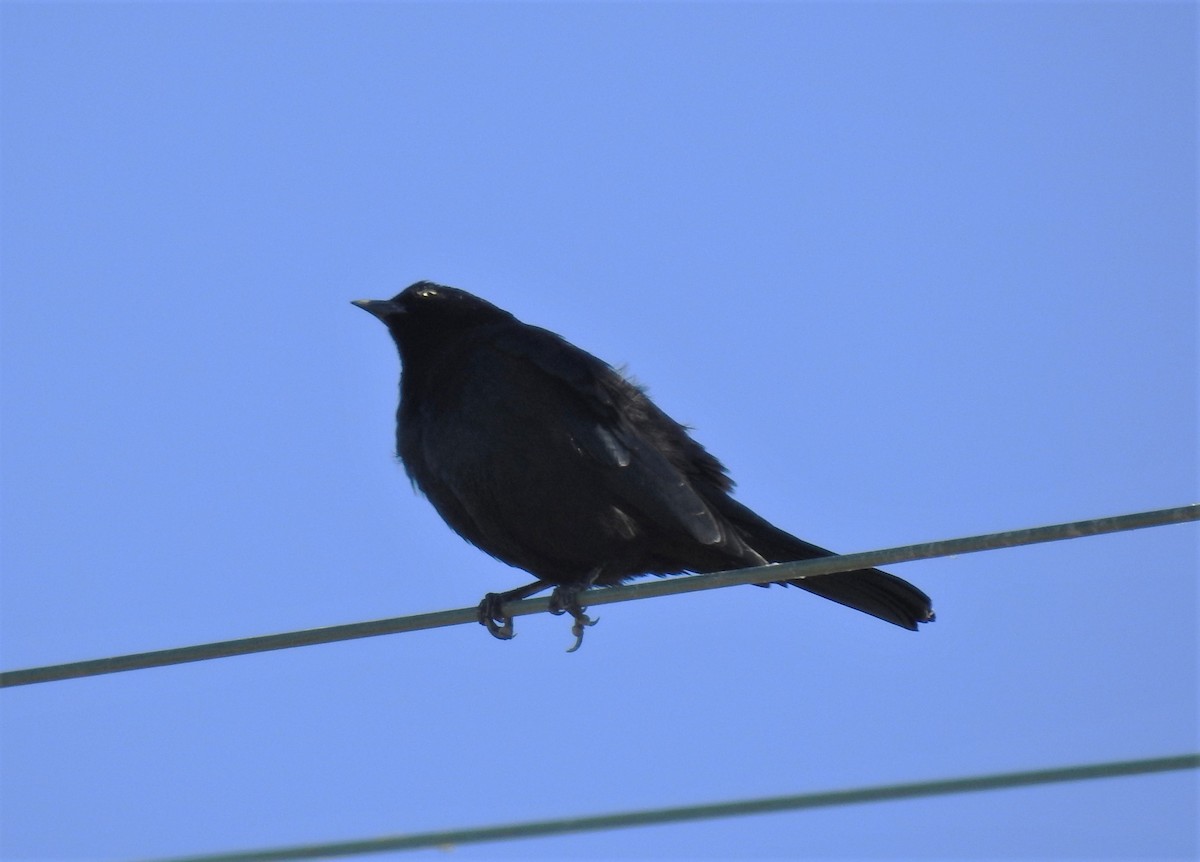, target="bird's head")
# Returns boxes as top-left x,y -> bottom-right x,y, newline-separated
352,281 -> 507,325
352,281 -> 513,362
